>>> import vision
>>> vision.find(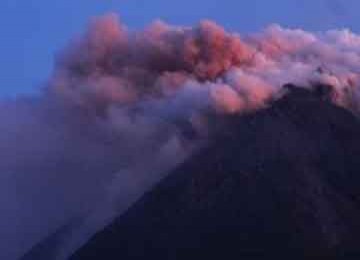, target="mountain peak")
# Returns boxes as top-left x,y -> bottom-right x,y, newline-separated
68,84 -> 360,259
